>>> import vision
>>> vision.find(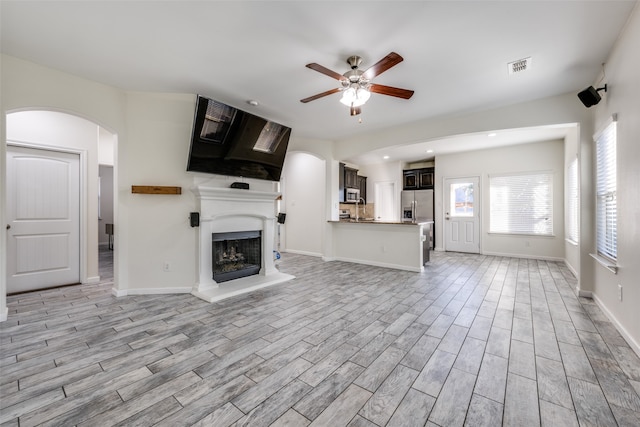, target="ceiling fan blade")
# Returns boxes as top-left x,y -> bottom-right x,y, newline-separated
362,52 -> 404,80
369,83 -> 414,99
306,63 -> 347,81
300,88 -> 342,103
